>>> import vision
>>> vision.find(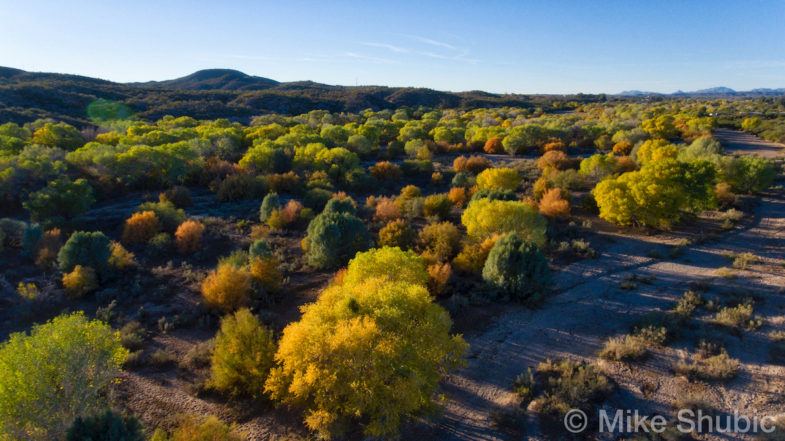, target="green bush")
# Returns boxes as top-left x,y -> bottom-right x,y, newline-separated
720,156 -> 776,194
259,192 -> 281,222
248,239 -> 272,259
209,308 -> 276,398
0,313 -> 127,438
67,410 -> 144,441
58,231 -> 112,275
216,173 -> 266,201
482,233 -> 550,301
323,194 -> 357,215
23,177 -> 95,226
303,211 -> 371,269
